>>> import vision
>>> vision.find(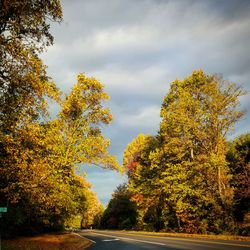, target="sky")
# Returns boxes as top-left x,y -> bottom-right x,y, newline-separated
41,0 -> 250,205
